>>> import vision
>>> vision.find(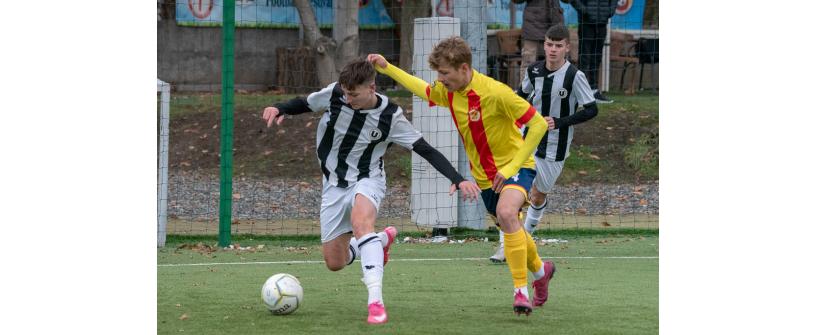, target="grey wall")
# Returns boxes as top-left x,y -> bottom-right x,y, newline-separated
158,20 -> 655,92
158,20 -> 398,91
